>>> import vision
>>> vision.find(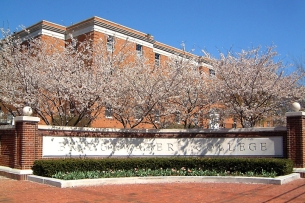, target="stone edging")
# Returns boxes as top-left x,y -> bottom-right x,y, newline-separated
27,173 -> 301,188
